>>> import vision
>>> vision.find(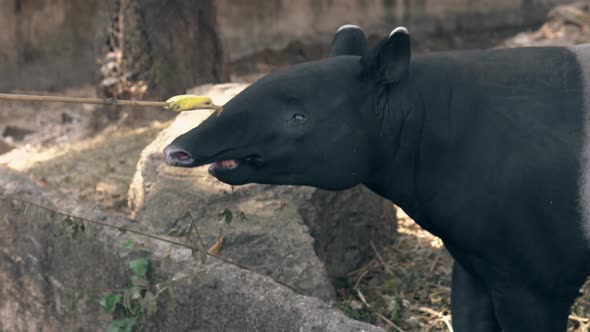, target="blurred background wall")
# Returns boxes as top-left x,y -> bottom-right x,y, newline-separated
0,0 -> 108,91
0,0 -> 577,94
217,0 -> 572,60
